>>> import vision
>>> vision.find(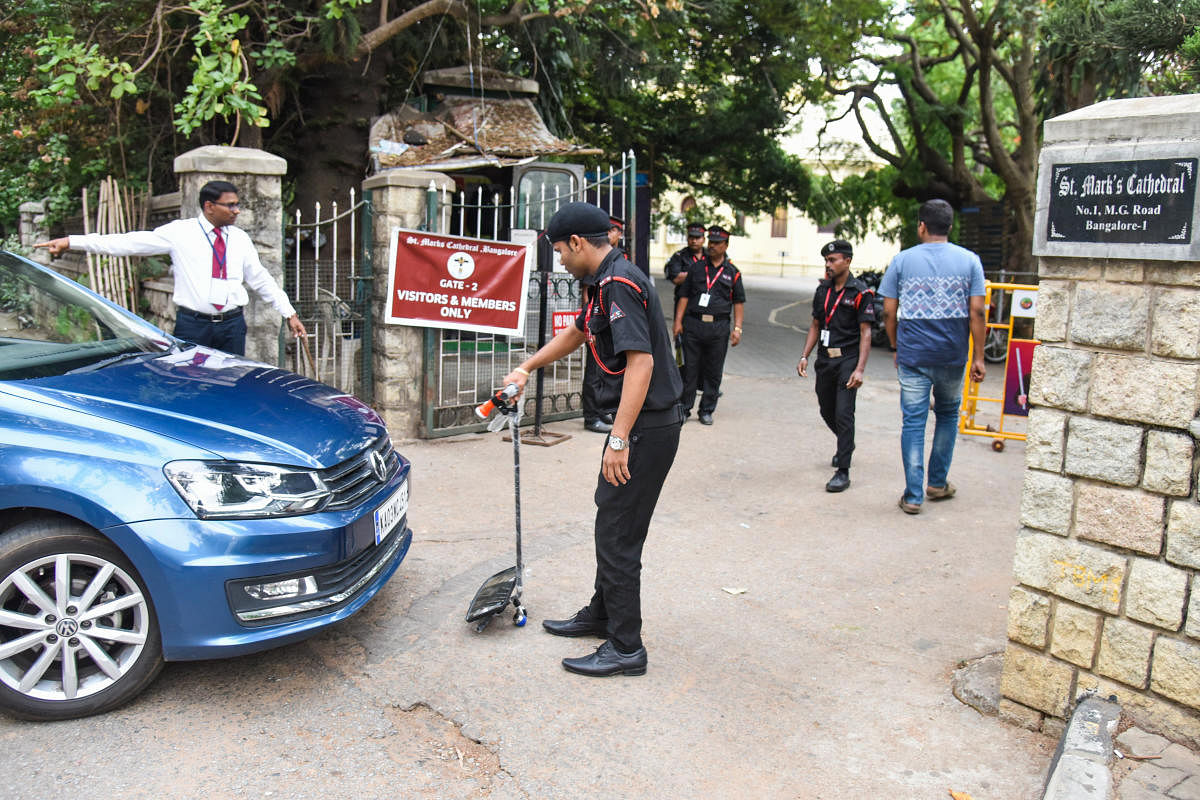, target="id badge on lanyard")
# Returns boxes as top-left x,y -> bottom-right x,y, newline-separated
821,286 -> 845,348
699,263 -> 724,309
